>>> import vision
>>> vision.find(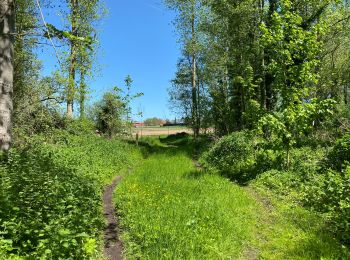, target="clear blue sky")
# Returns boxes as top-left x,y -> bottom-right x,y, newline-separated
37,0 -> 180,120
